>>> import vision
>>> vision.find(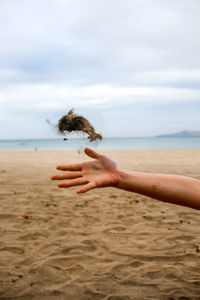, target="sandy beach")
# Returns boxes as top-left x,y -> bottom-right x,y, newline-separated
0,149 -> 200,300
